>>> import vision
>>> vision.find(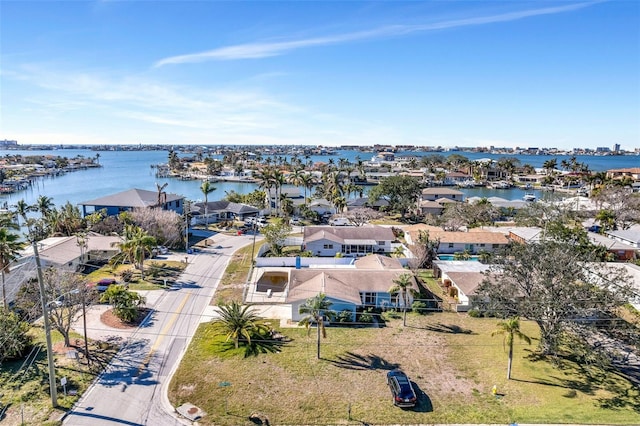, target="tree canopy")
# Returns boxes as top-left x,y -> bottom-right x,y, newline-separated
476,239 -> 633,356
368,175 -> 422,217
